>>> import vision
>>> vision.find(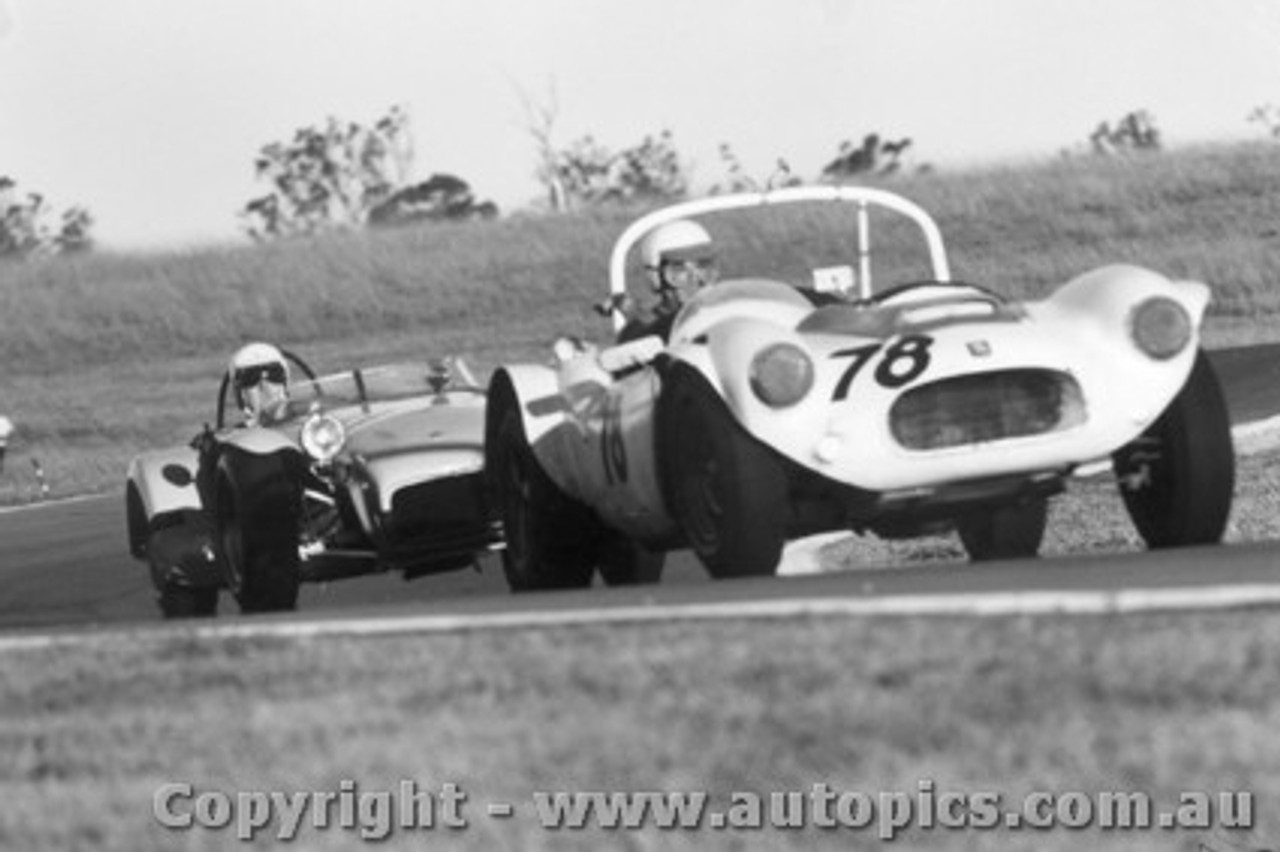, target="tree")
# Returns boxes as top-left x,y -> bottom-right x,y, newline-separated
521,92 -> 691,211
1248,103 -> 1280,138
708,144 -> 801,194
550,130 -> 689,209
517,80 -> 570,212
1088,110 -> 1161,155
820,134 -> 916,181
367,174 -> 497,227
0,177 -> 94,258
517,83 -> 690,211
240,105 -> 495,240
